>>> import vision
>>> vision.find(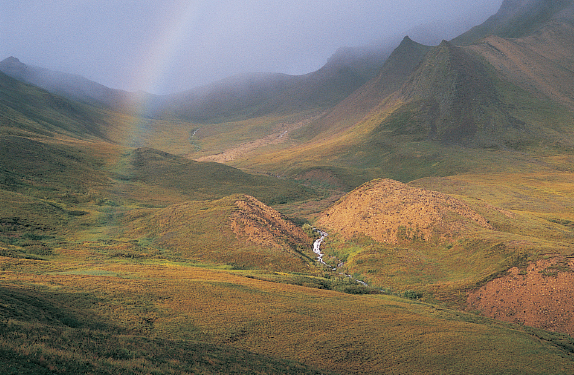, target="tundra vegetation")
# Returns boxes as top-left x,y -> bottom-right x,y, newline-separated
2,0 -> 574,373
